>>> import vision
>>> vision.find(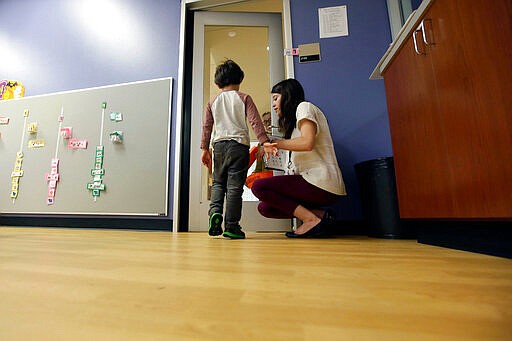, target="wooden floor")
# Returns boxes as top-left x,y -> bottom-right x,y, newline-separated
0,227 -> 511,340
